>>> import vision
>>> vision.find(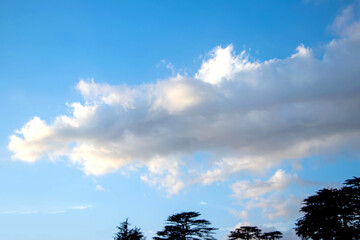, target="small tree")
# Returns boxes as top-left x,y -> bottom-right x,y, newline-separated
114,218 -> 145,240
153,211 -> 217,240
